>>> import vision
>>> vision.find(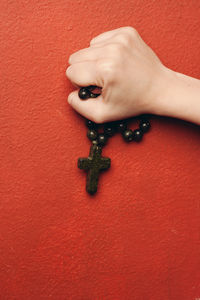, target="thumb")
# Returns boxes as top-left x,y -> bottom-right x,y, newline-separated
68,90 -> 105,123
